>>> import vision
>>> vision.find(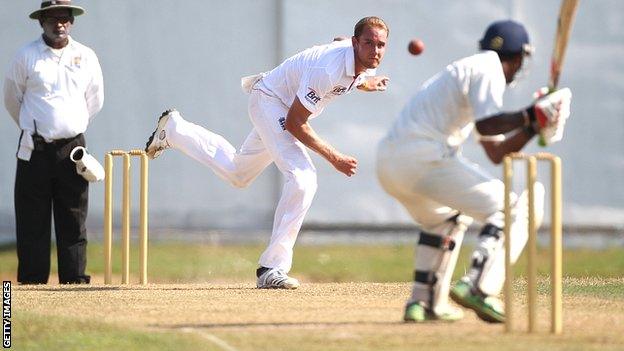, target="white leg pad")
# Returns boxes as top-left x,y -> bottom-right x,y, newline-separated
474,182 -> 545,296
409,215 -> 472,314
